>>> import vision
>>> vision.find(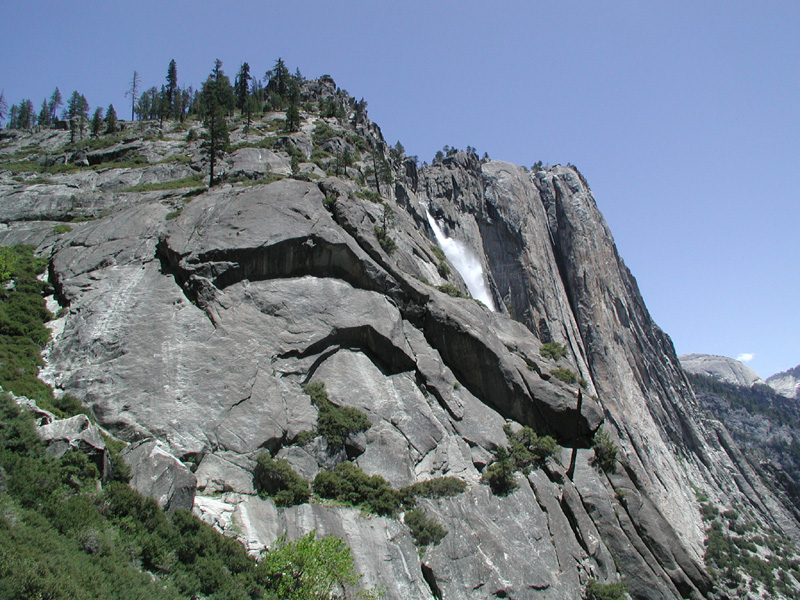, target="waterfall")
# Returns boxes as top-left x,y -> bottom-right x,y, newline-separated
425,208 -> 496,311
